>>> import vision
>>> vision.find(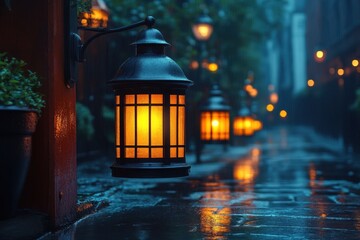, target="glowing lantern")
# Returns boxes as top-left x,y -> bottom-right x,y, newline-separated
192,14 -> 213,41
108,28 -> 193,178
200,85 -> 230,143
252,119 -> 263,132
233,106 -> 254,137
79,0 -> 109,28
